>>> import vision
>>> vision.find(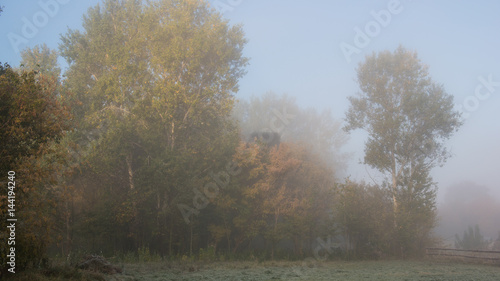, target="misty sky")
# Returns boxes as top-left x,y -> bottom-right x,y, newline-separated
1,0 -> 499,204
